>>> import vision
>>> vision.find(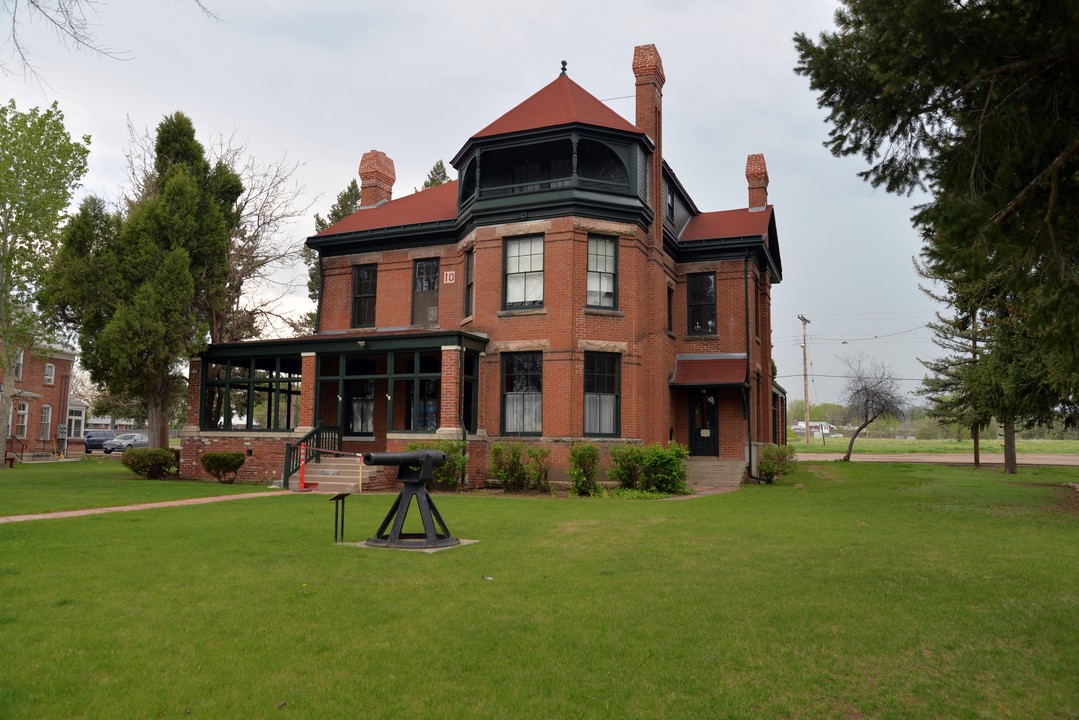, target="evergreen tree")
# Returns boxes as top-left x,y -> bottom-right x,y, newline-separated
43,112 -> 242,448
417,160 -> 450,191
